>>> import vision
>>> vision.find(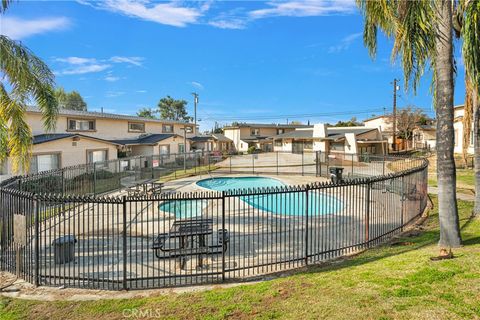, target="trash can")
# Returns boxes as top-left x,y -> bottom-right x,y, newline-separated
329,167 -> 344,183
52,235 -> 77,264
